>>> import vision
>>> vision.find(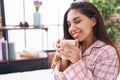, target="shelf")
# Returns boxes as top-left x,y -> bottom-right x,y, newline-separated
0,25 -> 48,31
0,58 -> 49,74
0,25 -> 49,74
